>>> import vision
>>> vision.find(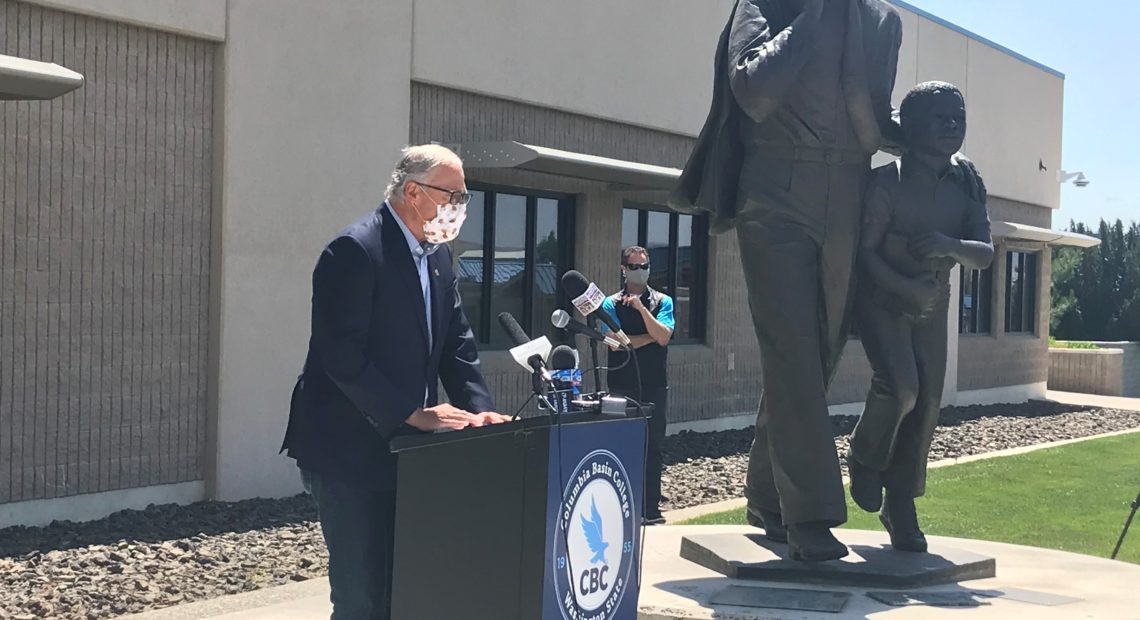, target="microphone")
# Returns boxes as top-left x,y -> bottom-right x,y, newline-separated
559,270 -> 631,347
551,309 -> 627,351
549,344 -> 579,371
497,312 -> 551,380
547,345 -> 581,414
